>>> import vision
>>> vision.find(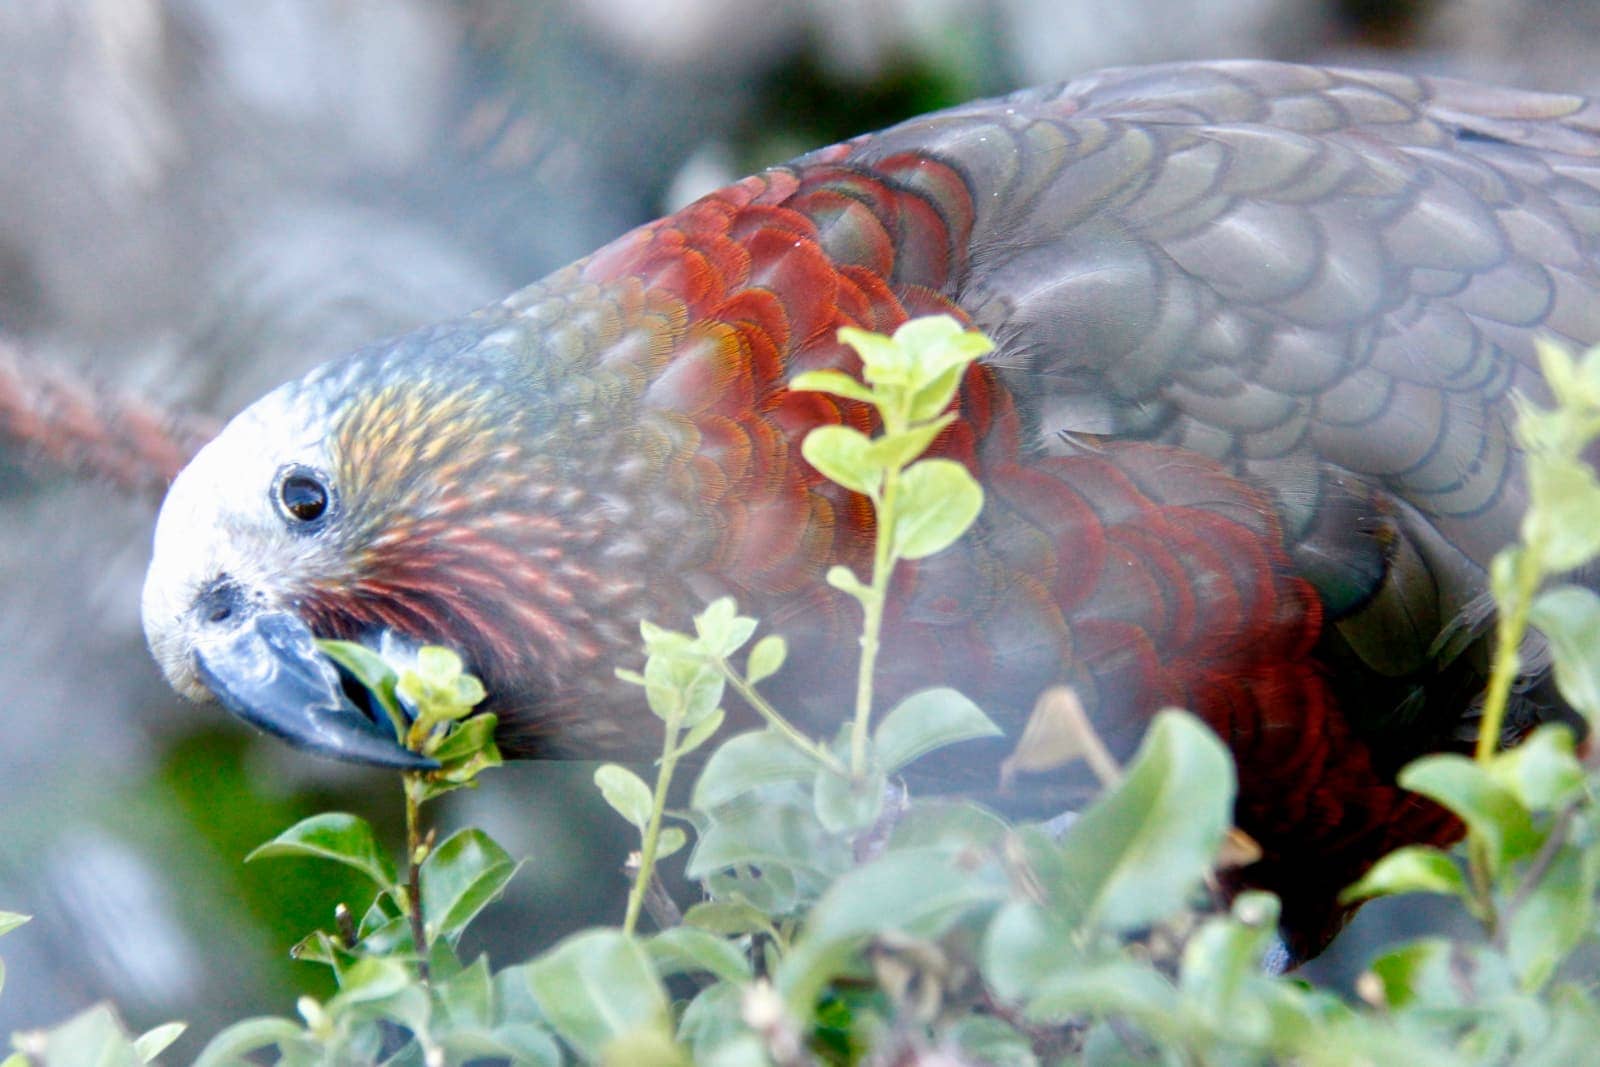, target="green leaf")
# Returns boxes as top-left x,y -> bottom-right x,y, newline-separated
692,729 -> 822,809
898,317 -> 992,421
436,954 -> 494,1029
640,619 -> 694,655
892,459 -> 983,560
1340,845 -> 1470,905
1525,457 -> 1600,572
246,812 -> 397,889
133,1023 -> 186,1063
643,650 -> 724,728
868,416 -> 952,474
656,826 -> 689,859
487,965 -> 565,1065
790,368 -> 877,404
906,363 -> 969,424
839,325 -> 910,385
689,798 -> 846,887
874,687 -> 1002,772
483,1025 -> 563,1067
677,984 -> 757,1065
704,865 -> 805,920
27,1005 -> 143,1067
192,1017 -> 305,1067
420,829 -> 521,946
0,912 -> 28,937
594,1027 -> 692,1066
886,799 -> 1010,852
1369,938 -> 1515,1009
745,634 -> 787,686
1024,958 -> 1177,1024
825,564 -> 870,600
288,928 -> 344,968
1577,340 -> 1600,405
682,900 -> 780,940
1535,337 -> 1580,407
980,898 -> 1080,1003
1506,843 -> 1599,991
1178,893 -> 1280,1043
648,927 -> 754,984
1530,585 -> 1600,729
1487,723 -> 1586,812
1491,546 -> 1525,610
317,638 -> 405,736
398,645 -> 487,726
1399,755 -> 1541,876
892,315 -> 993,378
812,764 -> 885,834
802,424 -> 880,496
421,713 -> 503,795
776,845 -> 1007,1013
438,1028 -> 561,1066
524,929 -> 673,1062
944,1016 -> 1039,1067
1522,987 -> 1600,1067
1054,710 -> 1235,933
674,707 -> 726,759
694,598 -> 758,658
356,892 -> 402,937
427,712 -> 500,765
693,597 -> 737,649
596,764 -> 657,830
326,957 -> 430,1035
330,955 -> 414,1006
